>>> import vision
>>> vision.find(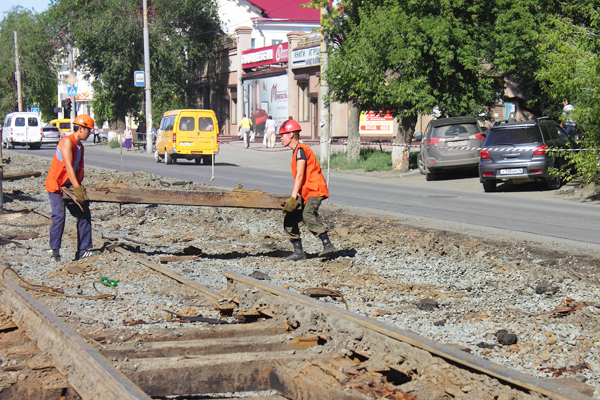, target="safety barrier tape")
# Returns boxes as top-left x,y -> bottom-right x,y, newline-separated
340,139 -> 600,152
224,138 -> 329,152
